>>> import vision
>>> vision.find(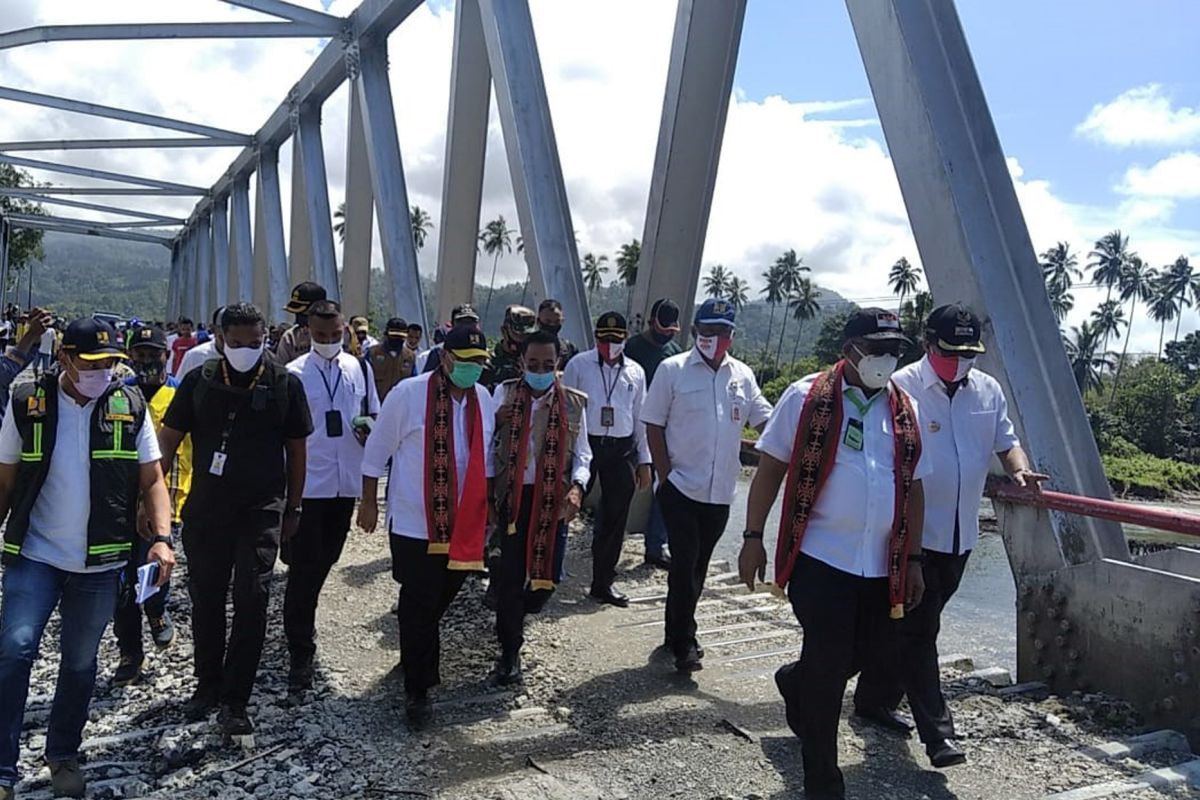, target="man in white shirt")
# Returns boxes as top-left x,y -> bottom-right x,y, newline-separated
175,307 -> 224,378
739,308 -> 931,800
0,318 -> 174,799
853,304 -> 1045,769
284,301 -> 380,693
562,311 -> 652,607
489,330 -> 592,685
359,324 -> 494,730
642,298 -> 772,674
